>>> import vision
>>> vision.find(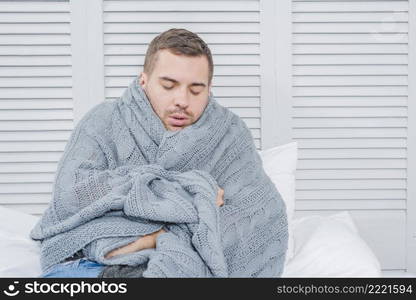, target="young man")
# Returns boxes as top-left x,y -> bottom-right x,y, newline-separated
31,28 -> 288,278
